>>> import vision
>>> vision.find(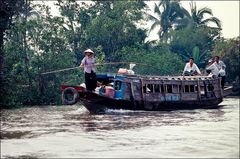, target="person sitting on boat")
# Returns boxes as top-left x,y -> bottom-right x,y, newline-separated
80,49 -> 97,92
206,59 -> 219,78
214,56 -> 226,88
183,57 -> 201,76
